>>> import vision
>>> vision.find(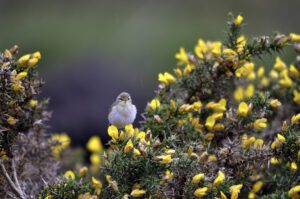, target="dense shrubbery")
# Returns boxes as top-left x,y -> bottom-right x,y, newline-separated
1,14 -> 300,198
